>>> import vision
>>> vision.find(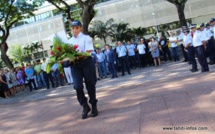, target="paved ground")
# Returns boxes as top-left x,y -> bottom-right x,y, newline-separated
1,61 -> 215,134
